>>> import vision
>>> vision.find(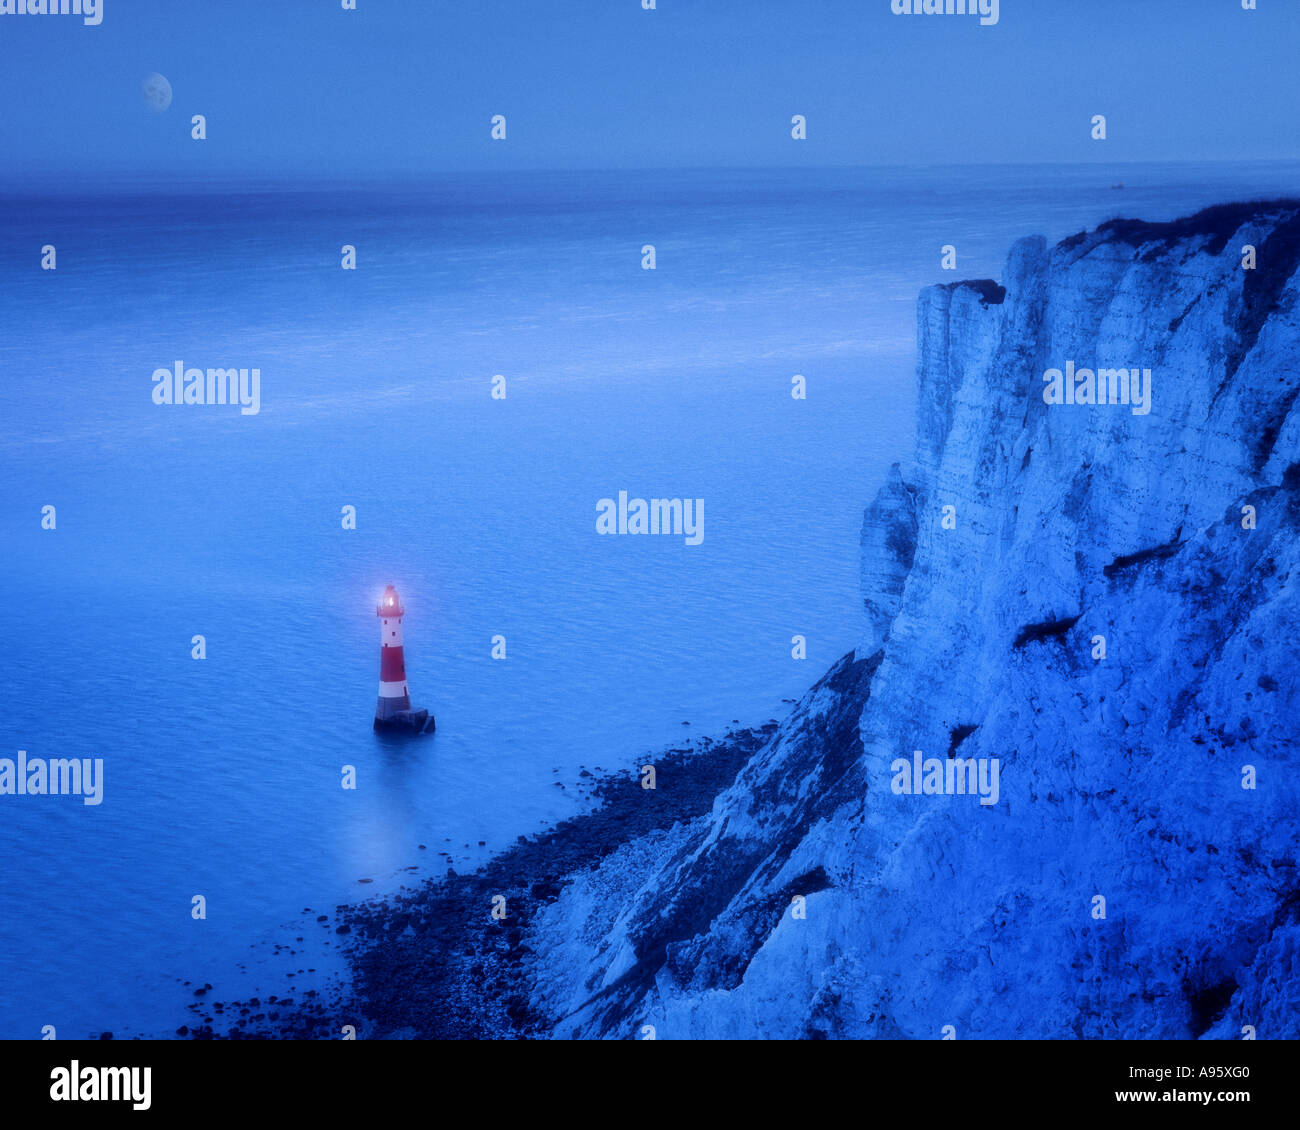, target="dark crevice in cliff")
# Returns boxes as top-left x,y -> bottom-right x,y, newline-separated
1169,295 -> 1200,333
1269,885 -> 1300,932
1013,614 -> 1082,649
1186,976 -> 1238,1038
947,723 -> 979,758
667,865 -> 835,997
886,516 -> 919,572
1224,208 -> 1300,385
1103,536 -> 1184,579
944,278 -> 1006,306
1248,383 -> 1300,472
